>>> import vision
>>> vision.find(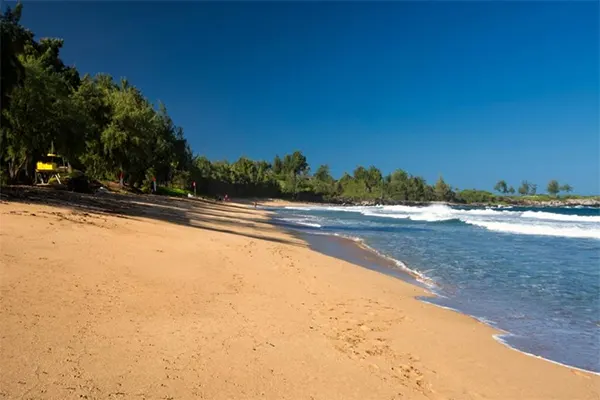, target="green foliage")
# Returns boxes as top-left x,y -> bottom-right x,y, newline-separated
494,180 -> 508,194
456,189 -> 497,204
312,164 -> 335,195
518,181 -> 530,196
529,183 -> 538,195
517,181 -> 537,196
519,194 -> 553,201
560,184 -> 573,194
2,44 -> 78,181
547,179 -> 560,196
1,2 -> 32,126
434,176 -> 454,202
364,166 -> 383,194
0,5 -> 191,187
156,186 -> 189,197
272,155 -> 283,175
278,150 -> 309,197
